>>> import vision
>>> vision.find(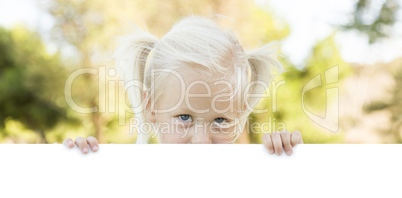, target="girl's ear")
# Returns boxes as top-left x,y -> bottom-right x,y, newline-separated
143,90 -> 156,123
144,111 -> 156,123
